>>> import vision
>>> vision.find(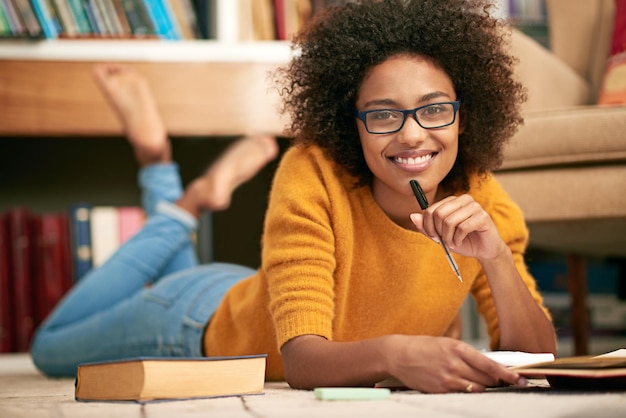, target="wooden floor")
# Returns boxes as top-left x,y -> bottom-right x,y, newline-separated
1,353 -> 625,418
